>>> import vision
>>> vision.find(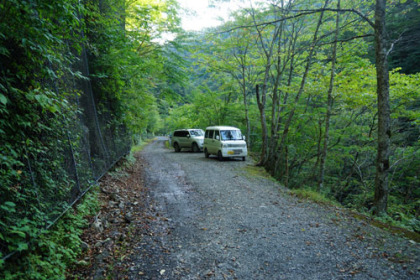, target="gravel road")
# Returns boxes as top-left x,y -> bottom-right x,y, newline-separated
127,137 -> 419,280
